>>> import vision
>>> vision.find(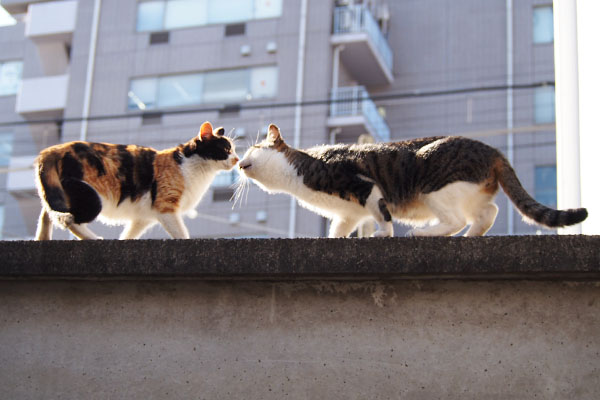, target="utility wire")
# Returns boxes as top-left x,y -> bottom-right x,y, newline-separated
0,81 -> 554,128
